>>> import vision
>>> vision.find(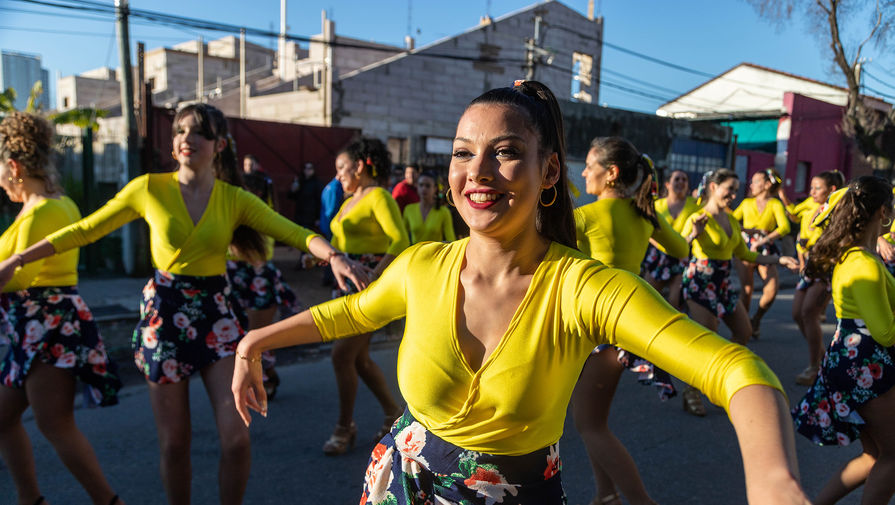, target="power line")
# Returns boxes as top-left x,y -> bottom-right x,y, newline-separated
863,85 -> 895,101
863,69 -> 895,91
